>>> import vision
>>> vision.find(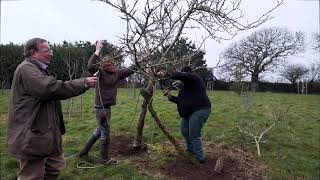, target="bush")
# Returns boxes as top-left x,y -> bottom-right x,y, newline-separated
207,80 -> 320,94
